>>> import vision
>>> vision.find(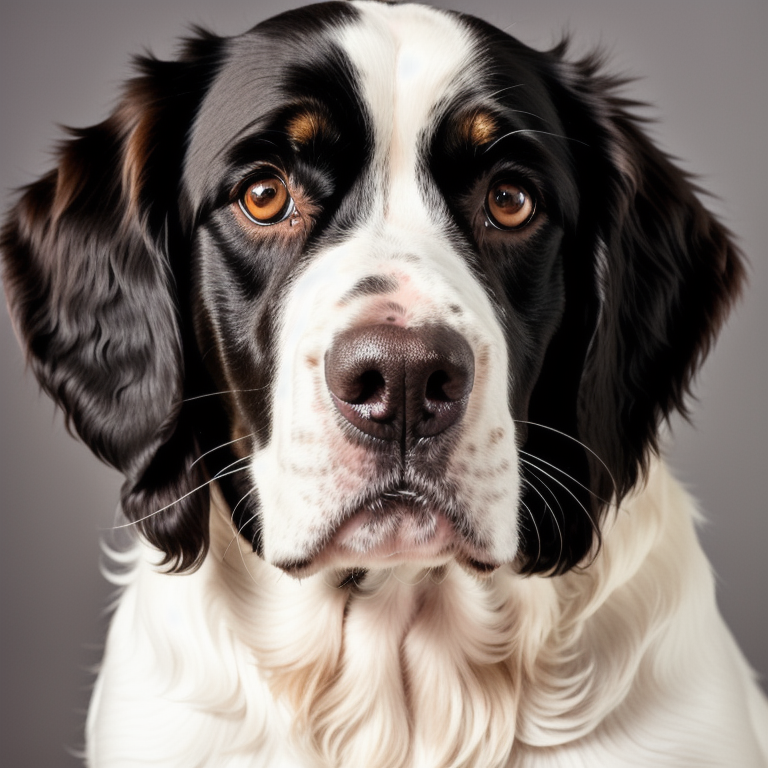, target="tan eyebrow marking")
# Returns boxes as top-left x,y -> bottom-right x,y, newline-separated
456,110 -> 498,147
287,109 -> 333,146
